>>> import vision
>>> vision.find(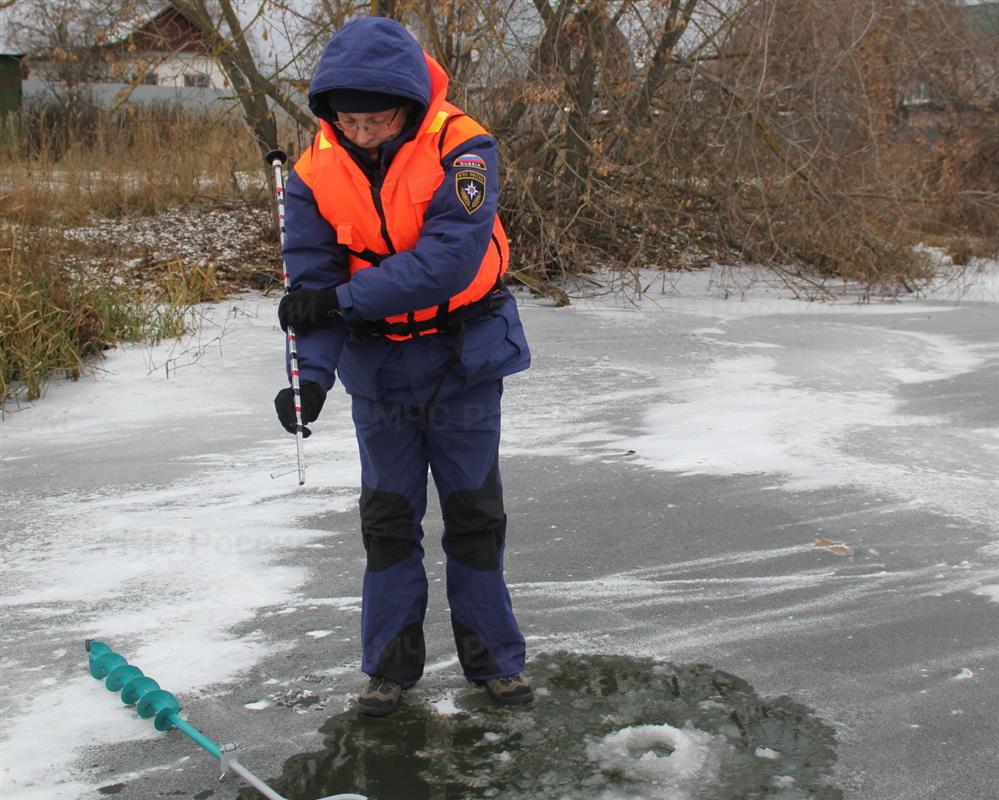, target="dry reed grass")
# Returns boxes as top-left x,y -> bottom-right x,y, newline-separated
1,103 -> 263,225
0,103 -> 266,404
